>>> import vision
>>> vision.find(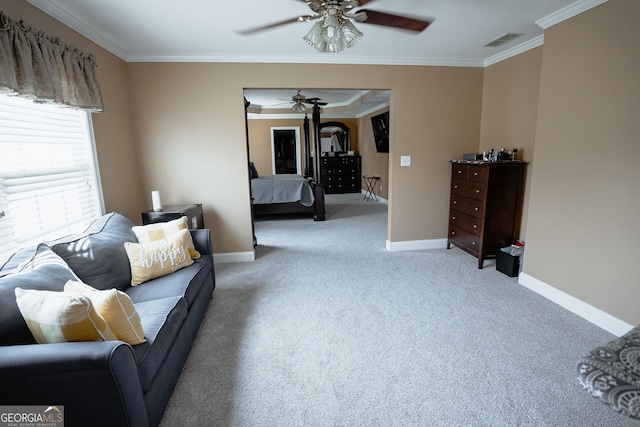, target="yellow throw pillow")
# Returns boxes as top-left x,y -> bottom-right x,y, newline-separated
124,228 -> 194,286
14,288 -> 117,344
64,280 -> 145,345
131,216 -> 200,259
